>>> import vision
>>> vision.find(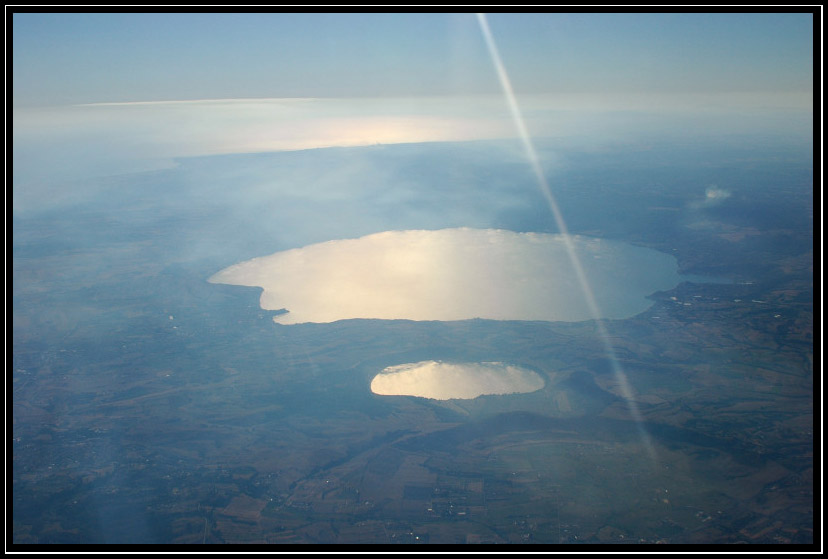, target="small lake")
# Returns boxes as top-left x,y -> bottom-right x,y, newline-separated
370,360 -> 545,400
